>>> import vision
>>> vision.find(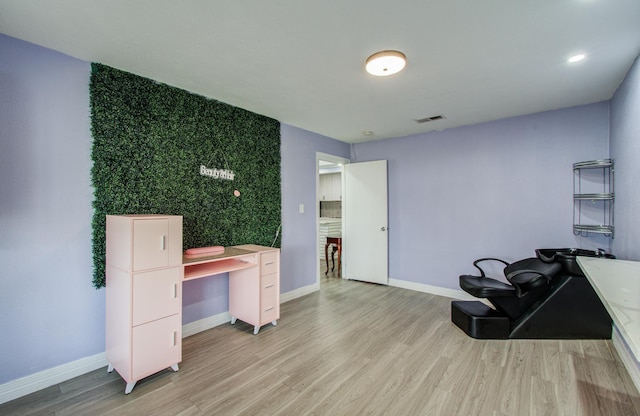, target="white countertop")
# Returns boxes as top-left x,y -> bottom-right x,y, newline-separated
577,256 -> 640,360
